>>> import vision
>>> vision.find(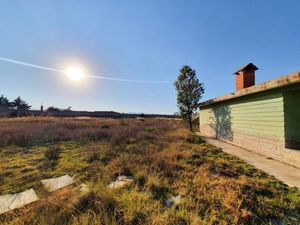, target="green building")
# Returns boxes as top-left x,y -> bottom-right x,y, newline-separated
199,63 -> 300,167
